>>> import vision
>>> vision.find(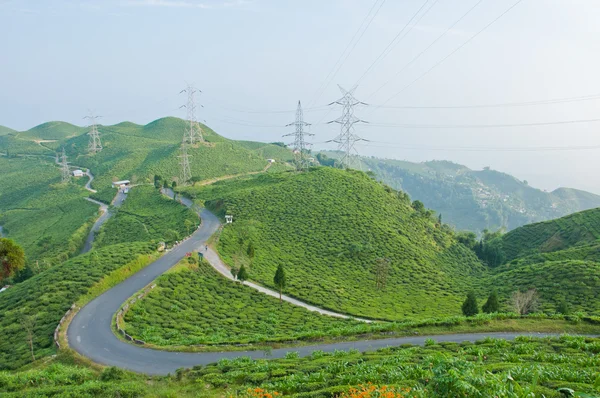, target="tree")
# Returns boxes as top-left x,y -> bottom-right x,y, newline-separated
374,257 -> 390,290
456,231 -> 477,250
171,181 -> 177,189
21,314 -> 36,361
273,264 -> 286,302
461,291 -> 479,316
411,200 -> 425,213
482,290 -> 500,313
511,288 -> 539,315
0,238 -> 25,283
246,242 -> 255,259
557,300 -> 570,315
153,175 -> 162,189
437,213 -> 443,225
163,180 -> 169,189
237,265 -> 248,283
184,219 -> 193,236
230,267 -> 238,280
